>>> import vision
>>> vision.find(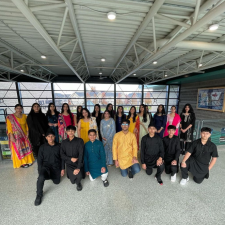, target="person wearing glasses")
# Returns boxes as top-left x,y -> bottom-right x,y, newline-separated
112,119 -> 140,179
